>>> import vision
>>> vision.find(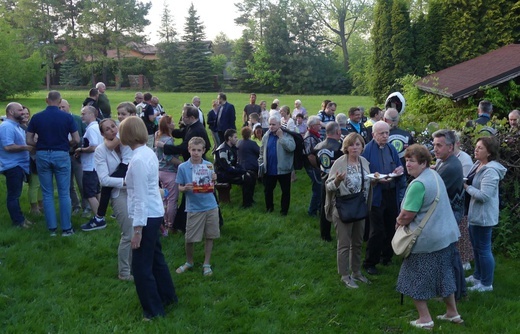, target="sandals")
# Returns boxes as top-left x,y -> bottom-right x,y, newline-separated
410,320 -> 434,330
436,314 -> 464,324
203,264 -> 213,276
176,262 -> 193,274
